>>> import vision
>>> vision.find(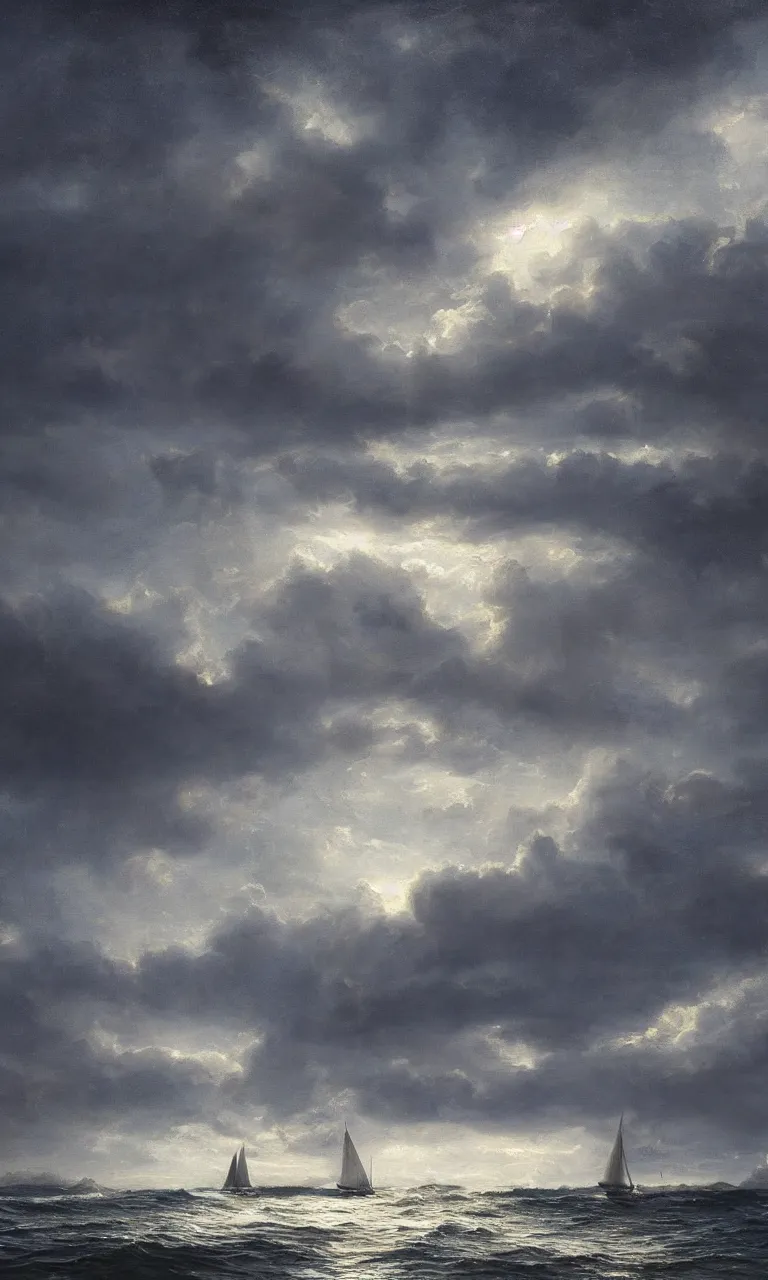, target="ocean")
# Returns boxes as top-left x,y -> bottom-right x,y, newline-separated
1,1183 -> 767,1279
